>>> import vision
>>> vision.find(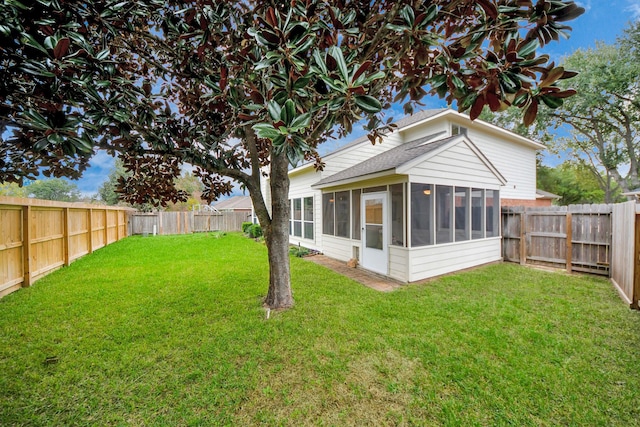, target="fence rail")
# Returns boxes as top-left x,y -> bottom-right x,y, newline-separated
130,211 -> 251,235
0,197 -> 132,298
